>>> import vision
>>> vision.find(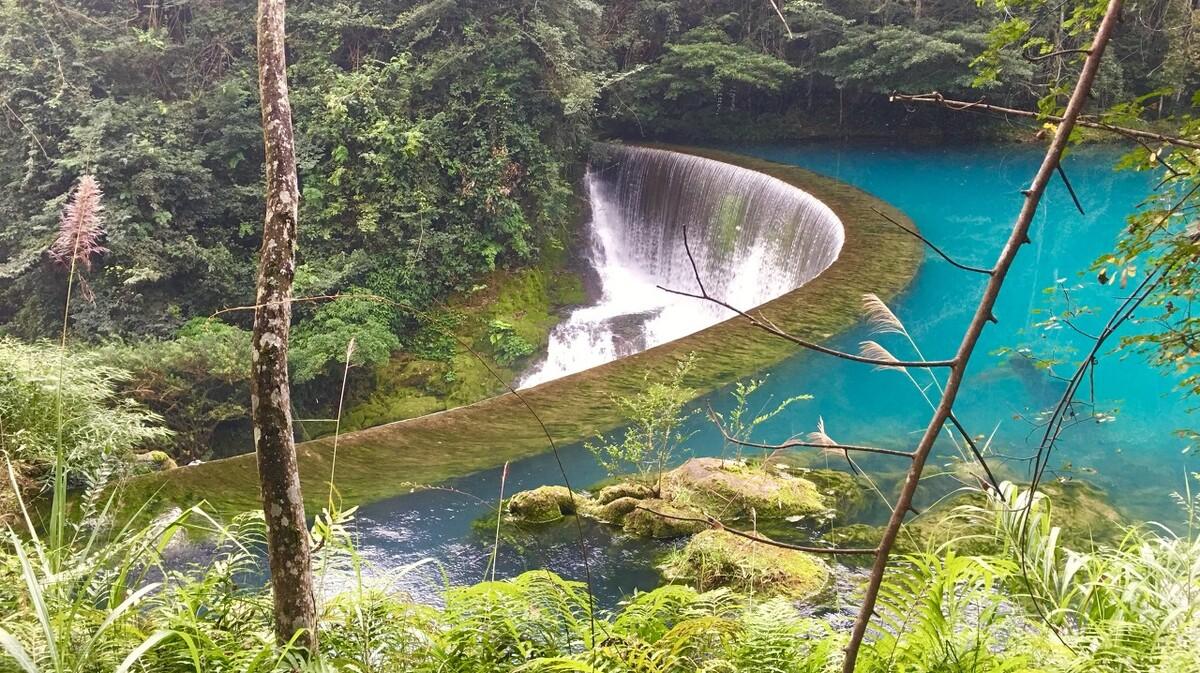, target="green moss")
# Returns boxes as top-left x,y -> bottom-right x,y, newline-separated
620,498 -> 708,538
581,495 -> 642,523
124,146 -> 923,517
662,529 -> 830,599
131,450 -> 178,474
595,481 -> 656,504
506,485 -> 589,524
335,261 -> 587,432
795,468 -> 867,521
820,524 -> 882,566
662,458 -> 829,522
